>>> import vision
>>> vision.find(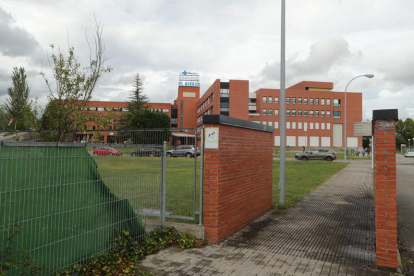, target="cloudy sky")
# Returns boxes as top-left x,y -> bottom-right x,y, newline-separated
0,0 -> 413,120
